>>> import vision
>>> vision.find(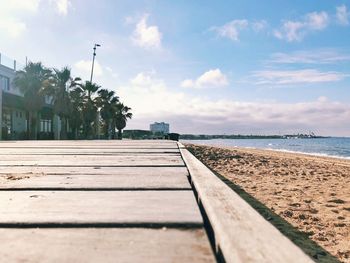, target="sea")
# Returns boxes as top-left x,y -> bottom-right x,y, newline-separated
181,137 -> 350,159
